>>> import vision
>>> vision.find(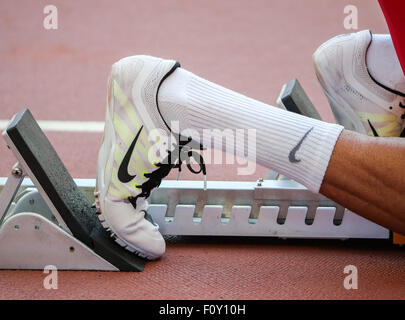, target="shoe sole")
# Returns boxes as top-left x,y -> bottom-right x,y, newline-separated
95,67 -> 160,261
